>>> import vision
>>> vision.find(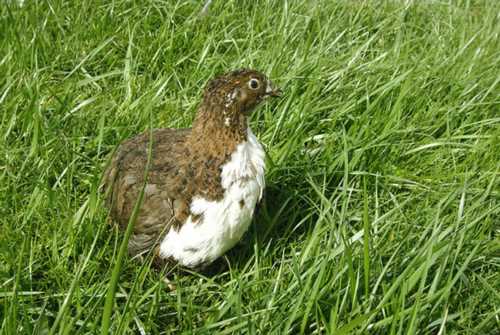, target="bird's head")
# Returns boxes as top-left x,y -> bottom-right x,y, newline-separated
203,69 -> 282,117
190,69 -> 281,153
